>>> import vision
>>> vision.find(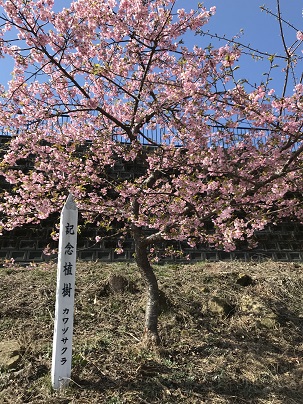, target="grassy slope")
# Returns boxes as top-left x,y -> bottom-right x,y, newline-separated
0,260 -> 303,403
